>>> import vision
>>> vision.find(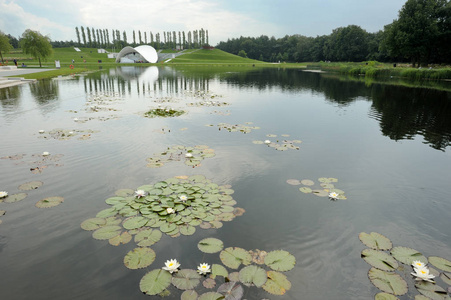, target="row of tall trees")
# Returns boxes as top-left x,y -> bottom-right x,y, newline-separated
73,27 -> 209,50
217,0 -> 451,65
